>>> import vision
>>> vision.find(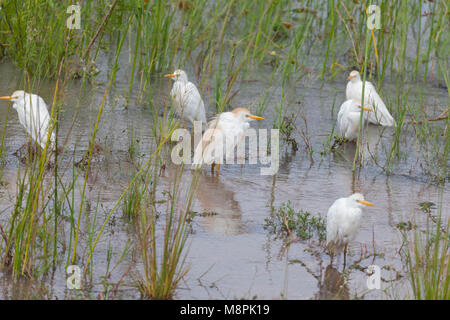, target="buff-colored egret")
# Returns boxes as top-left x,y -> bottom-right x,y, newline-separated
0,90 -> 55,151
192,107 -> 264,175
165,69 -> 207,130
346,70 -> 395,126
326,193 -> 374,267
337,99 -> 373,141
